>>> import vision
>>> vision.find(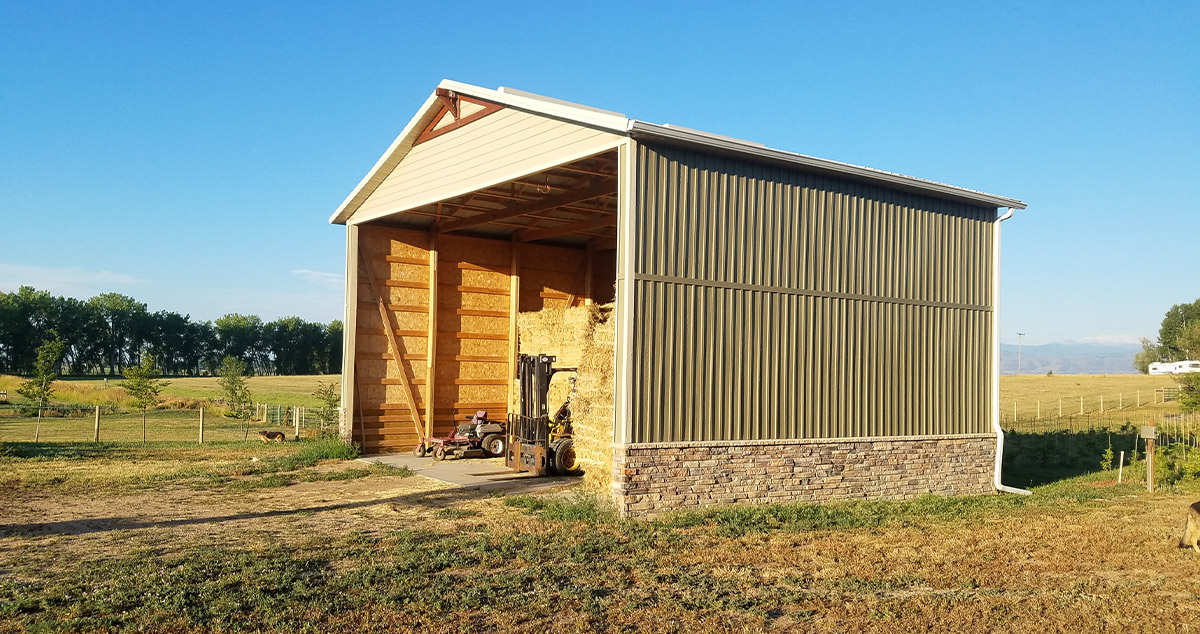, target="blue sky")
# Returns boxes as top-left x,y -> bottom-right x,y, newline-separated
1,1 -> 1197,345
